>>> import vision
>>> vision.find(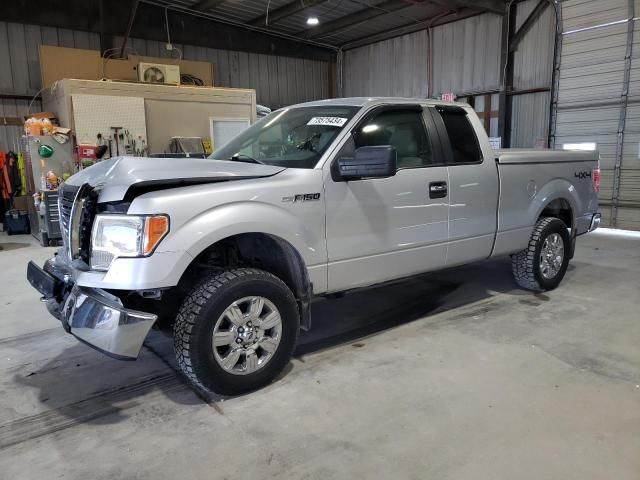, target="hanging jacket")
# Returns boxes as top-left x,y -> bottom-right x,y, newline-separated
7,152 -> 21,197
